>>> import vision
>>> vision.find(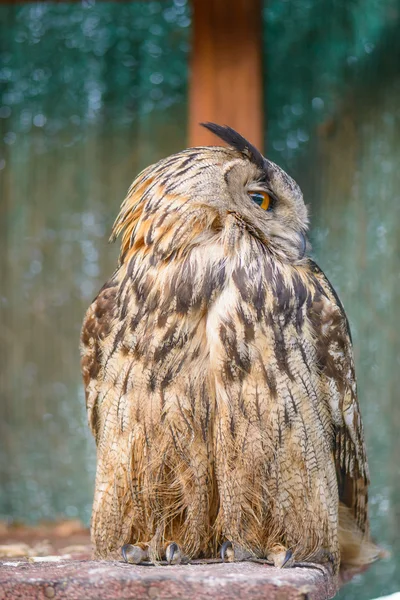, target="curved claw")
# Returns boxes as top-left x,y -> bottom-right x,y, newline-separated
121,544 -> 147,564
281,549 -> 293,568
220,540 -> 234,562
267,546 -> 294,568
165,542 -> 182,565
